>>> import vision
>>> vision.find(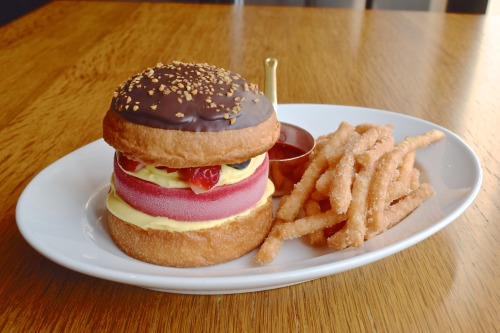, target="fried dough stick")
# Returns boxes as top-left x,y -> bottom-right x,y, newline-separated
366,130 -> 444,238
386,151 -> 416,205
355,124 -> 394,166
254,211 -> 346,265
275,122 -> 354,223
368,183 -> 436,238
303,199 -> 326,246
327,164 -> 375,250
328,128 -> 381,214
